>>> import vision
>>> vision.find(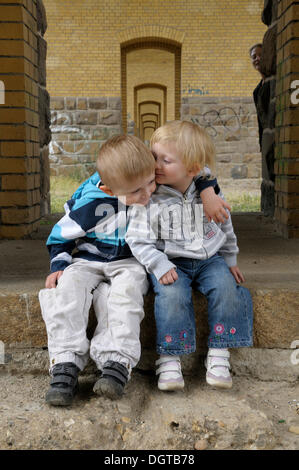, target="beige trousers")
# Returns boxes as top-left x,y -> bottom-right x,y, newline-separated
39,258 -> 148,373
